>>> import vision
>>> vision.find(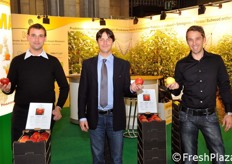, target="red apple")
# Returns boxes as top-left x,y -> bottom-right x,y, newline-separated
147,114 -> 162,122
151,114 -> 162,122
19,135 -> 30,143
0,77 -> 10,85
40,132 -> 50,140
135,77 -> 144,85
150,114 -> 158,119
29,138 -> 37,142
138,114 -> 146,120
31,131 -> 41,140
154,116 -> 162,122
141,118 -> 148,122
148,118 -> 154,122
139,114 -> 148,122
37,136 -> 47,142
